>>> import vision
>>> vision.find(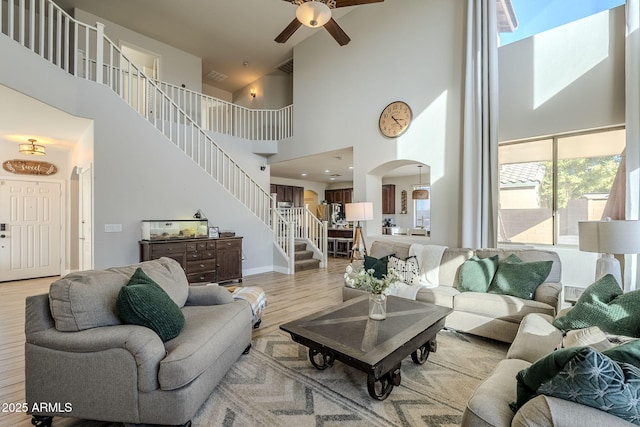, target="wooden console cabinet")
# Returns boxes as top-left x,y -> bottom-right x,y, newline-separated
140,237 -> 243,284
